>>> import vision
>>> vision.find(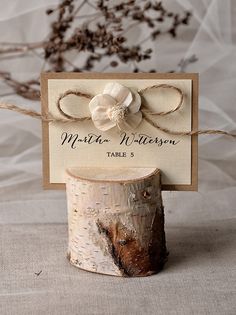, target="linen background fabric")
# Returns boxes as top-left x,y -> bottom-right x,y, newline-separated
0,0 -> 235,314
